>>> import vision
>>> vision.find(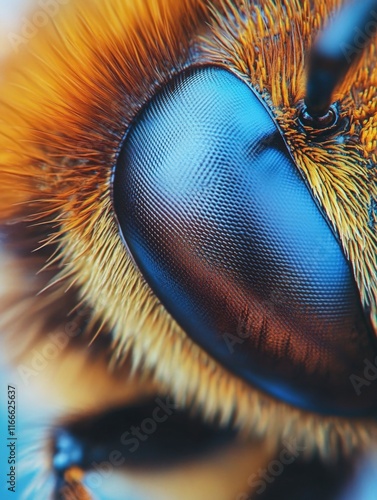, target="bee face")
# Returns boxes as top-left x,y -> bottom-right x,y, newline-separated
0,0 -> 377,477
